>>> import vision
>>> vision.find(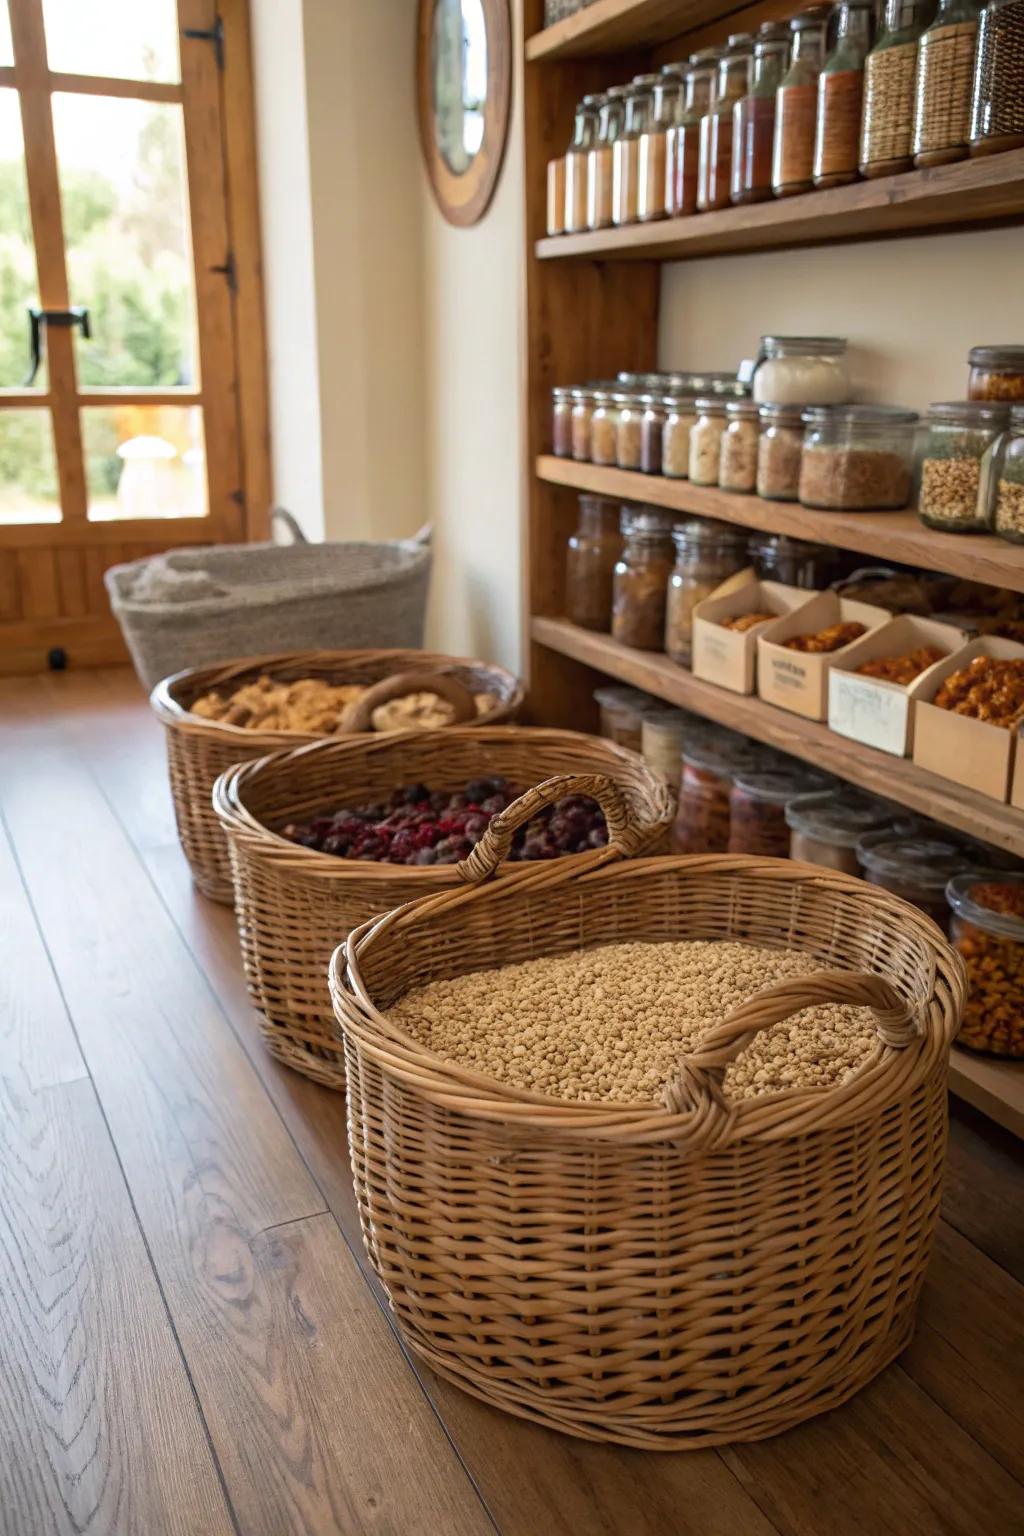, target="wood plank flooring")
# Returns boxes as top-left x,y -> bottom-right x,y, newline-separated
1,666 -> 1022,1536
